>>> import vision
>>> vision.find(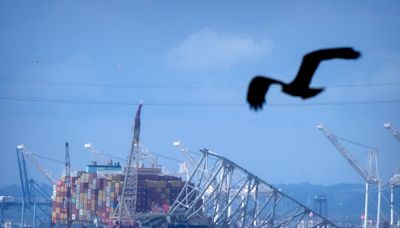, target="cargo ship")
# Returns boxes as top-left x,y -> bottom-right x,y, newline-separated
52,103 -> 188,227
52,162 -> 186,226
